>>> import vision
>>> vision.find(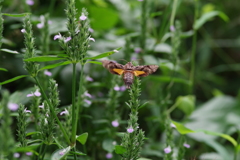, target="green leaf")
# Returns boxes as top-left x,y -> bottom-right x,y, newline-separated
0,75 -> 29,85
76,132 -> 88,145
51,146 -> 71,160
2,13 -> 30,17
39,61 -> 71,71
175,95 -> 195,116
83,47 -> 122,60
172,121 -> 237,147
102,139 -> 115,152
194,11 -> 229,30
202,139 -> 230,160
89,6 -> 119,30
15,145 -> 40,155
115,145 -> 127,155
70,151 -> 86,156
172,121 -> 195,134
86,61 -> 102,65
236,144 -> 240,152
139,101 -> 149,109
24,56 -> 65,62
0,68 -> 8,72
197,129 -> 237,147
0,48 -> 19,54
26,131 -> 41,137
